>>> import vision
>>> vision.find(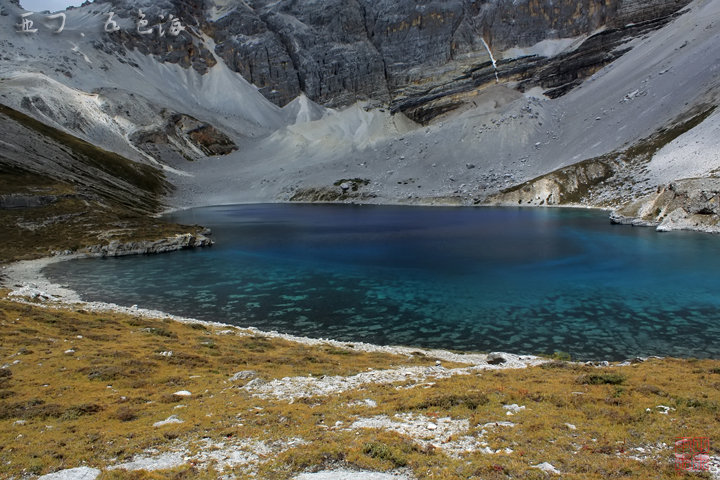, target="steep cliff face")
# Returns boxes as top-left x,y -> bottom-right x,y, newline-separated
198,0 -> 691,120
93,0 -> 218,74
208,2 -> 304,107
86,0 -> 691,121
